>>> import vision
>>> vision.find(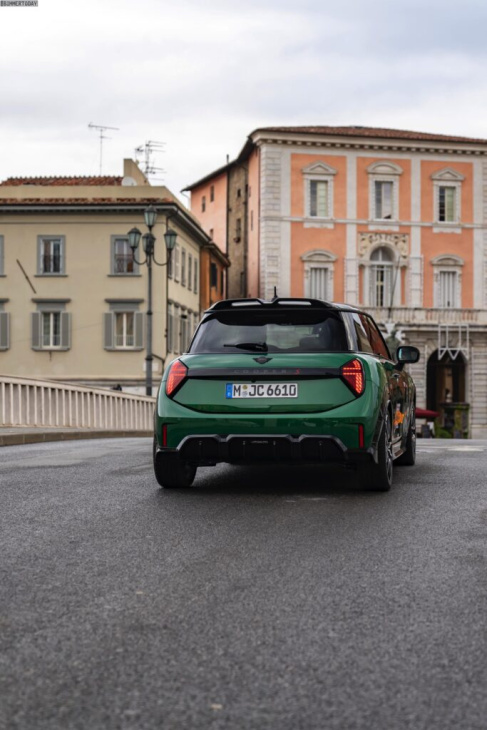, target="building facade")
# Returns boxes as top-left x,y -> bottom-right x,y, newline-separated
0,159 -> 222,394
186,126 -> 487,437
